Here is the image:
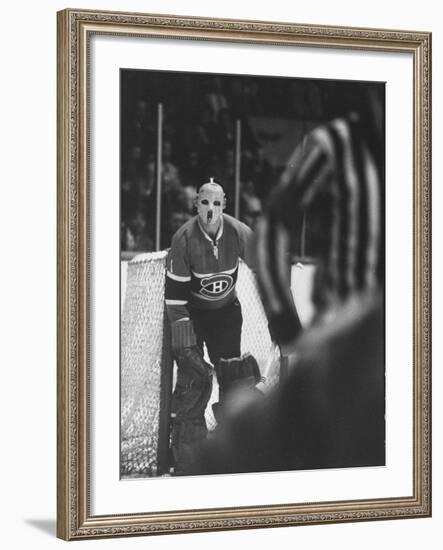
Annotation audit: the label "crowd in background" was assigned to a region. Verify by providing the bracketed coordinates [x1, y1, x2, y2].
[120, 71, 371, 253]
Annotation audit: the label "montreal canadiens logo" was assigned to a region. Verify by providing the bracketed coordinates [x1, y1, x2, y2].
[200, 274, 234, 299]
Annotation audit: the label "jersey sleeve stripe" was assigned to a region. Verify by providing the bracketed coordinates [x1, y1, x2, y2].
[166, 270, 191, 282]
[165, 299, 188, 306]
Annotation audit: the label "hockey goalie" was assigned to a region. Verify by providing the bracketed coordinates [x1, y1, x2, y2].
[165, 179, 288, 474]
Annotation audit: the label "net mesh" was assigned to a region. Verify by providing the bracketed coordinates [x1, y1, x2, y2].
[120, 252, 277, 477]
[120, 251, 168, 477]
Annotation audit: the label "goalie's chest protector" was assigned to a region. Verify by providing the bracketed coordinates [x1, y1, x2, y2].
[166, 215, 246, 311]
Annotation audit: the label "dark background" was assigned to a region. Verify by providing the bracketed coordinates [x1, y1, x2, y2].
[120, 69, 383, 255]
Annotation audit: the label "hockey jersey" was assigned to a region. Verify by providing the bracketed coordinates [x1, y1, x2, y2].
[165, 214, 253, 324]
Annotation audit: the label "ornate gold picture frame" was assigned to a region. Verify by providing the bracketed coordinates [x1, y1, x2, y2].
[57, 8, 431, 540]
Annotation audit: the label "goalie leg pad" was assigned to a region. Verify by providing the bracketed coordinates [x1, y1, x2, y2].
[172, 364, 213, 419]
[170, 346, 213, 472]
[175, 346, 213, 387]
[171, 417, 207, 475]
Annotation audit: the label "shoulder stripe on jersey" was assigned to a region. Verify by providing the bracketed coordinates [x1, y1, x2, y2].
[166, 270, 191, 282]
[192, 264, 238, 278]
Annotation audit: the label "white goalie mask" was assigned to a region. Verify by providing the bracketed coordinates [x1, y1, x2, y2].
[196, 180, 226, 227]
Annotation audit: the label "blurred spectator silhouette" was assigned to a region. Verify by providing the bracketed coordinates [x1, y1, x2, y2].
[215, 108, 235, 151]
[205, 76, 229, 123]
[185, 85, 386, 476]
[240, 180, 262, 230]
[181, 150, 206, 189]
[124, 210, 154, 253]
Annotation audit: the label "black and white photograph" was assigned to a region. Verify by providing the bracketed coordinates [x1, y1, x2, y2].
[119, 69, 386, 479]
[53, 6, 432, 542]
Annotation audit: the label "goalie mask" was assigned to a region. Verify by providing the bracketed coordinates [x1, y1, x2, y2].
[196, 179, 226, 227]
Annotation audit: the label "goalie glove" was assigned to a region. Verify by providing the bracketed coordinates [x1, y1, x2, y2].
[170, 318, 197, 352]
[212, 353, 264, 424]
[171, 318, 213, 386]
[175, 346, 213, 387]
[216, 353, 262, 394]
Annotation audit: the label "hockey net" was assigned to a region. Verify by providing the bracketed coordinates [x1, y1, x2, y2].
[120, 251, 278, 478]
